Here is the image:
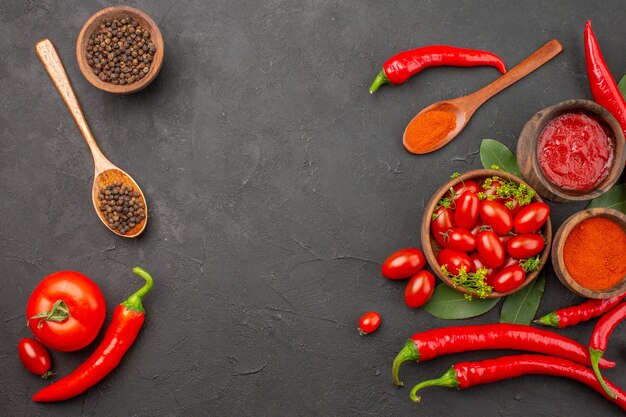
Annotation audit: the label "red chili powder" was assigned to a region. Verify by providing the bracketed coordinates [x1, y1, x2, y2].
[563, 217, 626, 291]
[537, 112, 614, 191]
[404, 109, 456, 154]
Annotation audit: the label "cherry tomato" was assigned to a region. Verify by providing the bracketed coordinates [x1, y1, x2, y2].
[443, 228, 476, 252]
[437, 248, 472, 275]
[507, 234, 545, 258]
[453, 180, 480, 201]
[476, 230, 505, 268]
[502, 255, 521, 268]
[492, 265, 526, 293]
[470, 221, 487, 237]
[358, 311, 381, 335]
[404, 270, 435, 308]
[479, 200, 513, 235]
[431, 207, 456, 247]
[27, 271, 106, 352]
[18, 338, 51, 376]
[514, 202, 550, 233]
[454, 191, 479, 230]
[499, 234, 514, 248]
[469, 253, 497, 282]
[506, 198, 522, 217]
[483, 179, 503, 198]
[381, 248, 426, 280]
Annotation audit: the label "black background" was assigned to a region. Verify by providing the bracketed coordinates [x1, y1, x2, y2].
[1, 1, 625, 416]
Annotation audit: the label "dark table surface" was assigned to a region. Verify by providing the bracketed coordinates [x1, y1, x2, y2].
[1, 1, 625, 416]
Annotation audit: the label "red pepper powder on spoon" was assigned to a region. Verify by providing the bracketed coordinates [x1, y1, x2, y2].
[563, 217, 626, 291]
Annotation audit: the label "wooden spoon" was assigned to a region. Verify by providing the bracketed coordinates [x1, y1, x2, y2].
[403, 39, 563, 154]
[35, 39, 147, 238]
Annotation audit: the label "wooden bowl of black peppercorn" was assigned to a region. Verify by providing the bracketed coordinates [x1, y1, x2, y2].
[77, 6, 164, 94]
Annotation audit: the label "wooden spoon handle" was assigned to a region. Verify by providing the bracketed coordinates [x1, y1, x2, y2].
[468, 39, 563, 108]
[35, 39, 110, 172]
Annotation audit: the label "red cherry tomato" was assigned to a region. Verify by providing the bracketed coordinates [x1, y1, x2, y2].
[455, 191, 479, 230]
[26, 271, 106, 352]
[381, 248, 426, 280]
[483, 179, 503, 197]
[443, 228, 477, 252]
[470, 221, 487, 237]
[514, 202, 550, 233]
[404, 270, 435, 308]
[476, 230, 505, 268]
[358, 311, 381, 335]
[437, 248, 472, 275]
[469, 253, 497, 282]
[507, 234, 545, 258]
[506, 198, 522, 217]
[479, 200, 513, 235]
[502, 255, 521, 268]
[18, 338, 51, 376]
[453, 180, 480, 201]
[492, 265, 526, 293]
[431, 207, 456, 247]
[499, 234, 514, 248]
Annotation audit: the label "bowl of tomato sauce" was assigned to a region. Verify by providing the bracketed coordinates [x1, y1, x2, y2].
[517, 99, 625, 202]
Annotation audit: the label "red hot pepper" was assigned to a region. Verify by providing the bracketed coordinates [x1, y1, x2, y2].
[392, 323, 615, 387]
[408, 354, 626, 412]
[585, 20, 626, 136]
[535, 292, 626, 328]
[32, 267, 154, 402]
[589, 302, 626, 400]
[369, 45, 506, 94]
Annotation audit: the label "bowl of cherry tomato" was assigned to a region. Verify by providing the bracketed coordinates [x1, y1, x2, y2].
[421, 169, 552, 299]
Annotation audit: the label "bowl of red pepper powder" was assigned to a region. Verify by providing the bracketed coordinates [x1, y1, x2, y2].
[552, 208, 626, 298]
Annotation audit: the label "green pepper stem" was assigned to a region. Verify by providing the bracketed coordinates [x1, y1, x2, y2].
[590, 348, 617, 399]
[534, 311, 560, 328]
[121, 267, 154, 313]
[409, 368, 459, 403]
[392, 340, 420, 387]
[369, 69, 389, 94]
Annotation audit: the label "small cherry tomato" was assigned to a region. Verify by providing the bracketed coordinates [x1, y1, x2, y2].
[507, 234, 545, 258]
[470, 221, 487, 237]
[492, 265, 526, 293]
[404, 270, 435, 308]
[483, 179, 503, 198]
[443, 228, 477, 252]
[431, 207, 456, 247]
[455, 191, 480, 230]
[514, 202, 550, 233]
[381, 248, 426, 280]
[502, 255, 521, 268]
[453, 180, 480, 201]
[469, 253, 497, 282]
[499, 234, 514, 248]
[18, 338, 51, 377]
[437, 248, 472, 275]
[479, 200, 513, 235]
[27, 271, 106, 352]
[476, 230, 505, 268]
[358, 311, 381, 335]
[505, 198, 522, 217]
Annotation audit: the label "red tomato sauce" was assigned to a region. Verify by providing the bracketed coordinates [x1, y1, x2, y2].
[537, 112, 614, 191]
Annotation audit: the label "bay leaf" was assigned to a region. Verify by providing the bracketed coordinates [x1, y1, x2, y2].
[618, 74, 626, 99]
[424, 284, 499, 320]
[500, 273, 545, 325]
[587, 183, 626, 214]
[479, 139, 521, 176]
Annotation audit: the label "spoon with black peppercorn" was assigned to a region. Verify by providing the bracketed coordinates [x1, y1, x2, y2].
[36, 39, 147, 238]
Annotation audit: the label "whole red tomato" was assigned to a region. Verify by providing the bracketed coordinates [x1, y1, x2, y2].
[507, 234, 545, 259]
[443, 228, 476, 252]
[455, 191, 479, 230]
[479, 200, 513, 235]
[514, 202, 550, 233]
[404, 270, 435, 308]
[492, 265, 526, 293]
[476, 230, 505, 268]
[358, 311, 381, 335]
[431, 207, 455, 247]
[18, 338, 51, 376]
[437, 248, 471, 275]
[453, 180, 480, 201]
[382, 248, 426, 280]
[27, 271, 106, 352]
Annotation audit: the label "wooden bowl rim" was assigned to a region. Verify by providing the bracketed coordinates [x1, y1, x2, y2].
[421, 169, 552, 299]
[551, 207, 626, 299]
[518, 98, 625, 201]
[76, 6, 164, 95]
